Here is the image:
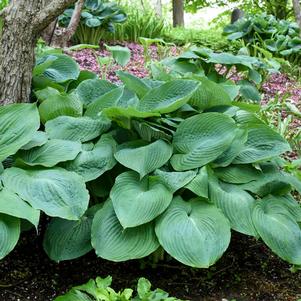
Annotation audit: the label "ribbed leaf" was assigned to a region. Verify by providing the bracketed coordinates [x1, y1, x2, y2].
[17, 139, 81, 167]
[117, 71, 150, 98]
[0, 214, 20, 259]
[76, 78, 117, 106]
[21, 131, 48, 150]
[85, 87, 124, 118]
[37, 54, 80, 83]
[43, 206, 100, 262]
[138, 80, 199, 113]
[110, 171, 173, 228]
[91, 200, 159, 261]
[153, 169, 197, 193]
[209, 178, 257, 236]
[0, 104, 40, 161]
[39, 93, 83, 124]
[214, 165, 262, 184]
[65, 135, 117, 182]
[115, 140, 173, 178]
[45, 116, 111, 142]
[155, 197, 231, 268]
[234, 124, 291, 163]
[213, 128, 248, 167]
[171, 113, 237, 171]
[189, 78, 232, 110]
[252, 195, 301, 264]
[185, 166, 209, 198]
[2, 167, 89, 220]
[0, 188, 40, 228]
[132, 120, 172, 142]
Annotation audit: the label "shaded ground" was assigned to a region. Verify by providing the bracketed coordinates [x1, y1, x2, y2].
[1, 231, 301, 301]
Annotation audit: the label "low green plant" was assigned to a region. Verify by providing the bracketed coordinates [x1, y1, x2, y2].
[59, 0, 127, 45]
[54, 276, 183, 301]
[0, 52, 301, 270]
[103, 6, 167, 43]
[154, 46, 280, 103]
[224, 14, 301, 65]
[164, 27, 241, 53]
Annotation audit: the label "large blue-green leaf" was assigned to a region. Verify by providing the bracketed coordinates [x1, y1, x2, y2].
[252, 195, 301, 264]
[117, 71, 150, 98]
[155, 197, 231, 268]
[185, 166, 209, 198]
[76, 79, 117, 106]
[21, 131, 48, 150]
[64, 134, 117, 182]
[209, 178, 257, 236]
[45, 116, 111, 142]
[2, 167, 89, 220]
[85, 87, 124, 118]
[17, 139, 81, 167]
[114, 140, 173, 179]
[91, 200, 159, 261]
[43, 206, 100, 262]
[110, 171, 173, 228]
[189, 78, 232, 110]
[152, 169, 197, 193]
[138, 80, 199, 114]
[0, 188, 40, 228]
[36, 54, 80, 83]
[171, 113, 238, 171]
[0, 214, 20, 259]
[39, 93, 83, 124]
[0, 104, 40, 161]
[234, 124, 291, 163]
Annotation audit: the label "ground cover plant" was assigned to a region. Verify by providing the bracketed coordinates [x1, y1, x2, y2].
[224, 14, 301, 65]
[0, 52, 300, 272]
[55, 276, 183, 301]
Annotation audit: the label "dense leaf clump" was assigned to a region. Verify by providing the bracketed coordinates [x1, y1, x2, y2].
[0, 53, 300, 269]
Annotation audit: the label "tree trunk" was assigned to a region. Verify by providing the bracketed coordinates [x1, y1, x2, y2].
[172, 0, 184, 27]
[0, 0, 77, 105]
[293, 0, 301, 36]
[0, 1, 42, 104]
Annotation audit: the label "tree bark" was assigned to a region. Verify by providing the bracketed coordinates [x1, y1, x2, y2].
[292, 0, 301, 36]
[0, 0, 77, 105]
[172, 0, 184, 27]
[51, 0, 84, 48]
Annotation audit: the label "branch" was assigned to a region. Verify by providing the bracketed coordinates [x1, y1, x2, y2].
[34, 0, 78, 33]
[65, 0, 84, 40]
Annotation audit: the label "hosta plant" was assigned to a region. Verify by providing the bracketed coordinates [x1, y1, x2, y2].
[54, 276, 183, 301]
[152, 46, 281, 104]
[223, 14, 301, 65]
[59, 0, 127, 44]
[0, 53, 301, 270]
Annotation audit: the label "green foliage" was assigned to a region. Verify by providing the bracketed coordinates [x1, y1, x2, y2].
[54, 276, 183, 301]
[0, 53, 301, 270]
[154, 46, 279, 103]
[59, 0, 127, 44]
[164, 27, 241, 53]
[0, 0, 8, 11]
[224, 14, 301, 66]
[103, 6, 167, 43]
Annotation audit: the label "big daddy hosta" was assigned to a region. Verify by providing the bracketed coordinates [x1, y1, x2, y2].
[1, 63, 301, 268]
